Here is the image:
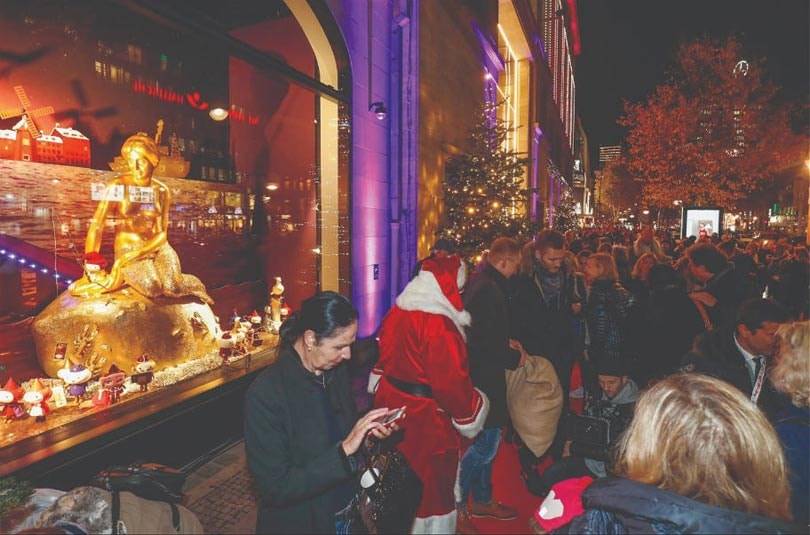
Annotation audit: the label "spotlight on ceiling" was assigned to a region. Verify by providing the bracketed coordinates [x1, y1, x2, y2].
[209, 106, 229, 121]
[369, 101, 387, 121]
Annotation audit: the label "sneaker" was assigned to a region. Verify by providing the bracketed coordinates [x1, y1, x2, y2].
[456, 509, 479, 534]
[468, 501, 518, 520]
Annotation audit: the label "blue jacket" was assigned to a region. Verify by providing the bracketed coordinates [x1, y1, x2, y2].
[775, 404, 810, 526]
[567, 477, 801, 534]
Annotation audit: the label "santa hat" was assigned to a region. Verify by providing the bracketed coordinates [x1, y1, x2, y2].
[84, 251, 108, 268]
[420, 255, 466, 310]
[137, 354, 152, 364]
[533, 476, 594, 532]
[395, 254, 471, 340]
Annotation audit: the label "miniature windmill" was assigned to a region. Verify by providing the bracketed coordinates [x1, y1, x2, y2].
[0, 85, 54, 139]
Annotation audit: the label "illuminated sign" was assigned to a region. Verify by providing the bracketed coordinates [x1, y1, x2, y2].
[131, 80, 260, 125]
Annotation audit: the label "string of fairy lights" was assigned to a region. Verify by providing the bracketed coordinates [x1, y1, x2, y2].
[0, 248, 74, 286]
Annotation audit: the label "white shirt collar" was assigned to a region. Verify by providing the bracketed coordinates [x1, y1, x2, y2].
[733, 333, 761, 382]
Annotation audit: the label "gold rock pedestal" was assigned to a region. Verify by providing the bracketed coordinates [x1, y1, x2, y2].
[32, 289, 220, 378]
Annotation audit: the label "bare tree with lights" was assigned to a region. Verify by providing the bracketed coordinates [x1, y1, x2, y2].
[438, 104, 532, 259]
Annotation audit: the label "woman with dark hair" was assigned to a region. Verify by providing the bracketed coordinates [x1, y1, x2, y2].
[245, 291, 395, 534]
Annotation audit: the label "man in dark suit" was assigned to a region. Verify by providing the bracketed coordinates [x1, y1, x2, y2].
[457, 237, 526, 532]
[681, 298, 791, 420]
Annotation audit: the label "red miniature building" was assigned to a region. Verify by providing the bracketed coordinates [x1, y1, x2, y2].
[0, 120, 91, 168]
[0, 86, 91, 168]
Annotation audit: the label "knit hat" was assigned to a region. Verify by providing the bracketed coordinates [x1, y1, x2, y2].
[534, 476, 594, 531]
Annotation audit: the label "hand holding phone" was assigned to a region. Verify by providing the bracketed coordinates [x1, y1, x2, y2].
[375, 406, 406, 426]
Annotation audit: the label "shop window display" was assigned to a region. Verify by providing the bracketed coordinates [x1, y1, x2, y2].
[0, 0, 349, 458]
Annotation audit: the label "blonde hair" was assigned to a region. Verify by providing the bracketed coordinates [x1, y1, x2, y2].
[587, 253, 619, 282]
[615, 374, 792, 520]
[771, 321, 810, 408]
[631, 252, 657, 280]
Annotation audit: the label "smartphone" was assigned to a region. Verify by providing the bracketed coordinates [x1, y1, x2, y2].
[376, 407, 406, 426]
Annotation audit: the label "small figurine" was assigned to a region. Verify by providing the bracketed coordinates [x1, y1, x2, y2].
[131, 354, 156, 392]
[230, 309, 241, 332]
[249, 310, 263, 347]
[57, 358, 92, 404]
[23, 379, 51, 423]
[98, 365, 126, 406]
[0, 377, 25, 421]
[218, 332, 235, 360]
[269, 277, 285, 334]
[82, 251, 110, 288]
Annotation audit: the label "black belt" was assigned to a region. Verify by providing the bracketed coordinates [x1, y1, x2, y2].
[385, 376, 433, 399]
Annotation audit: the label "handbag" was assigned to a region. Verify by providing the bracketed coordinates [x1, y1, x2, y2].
[336, 439, 423, 534]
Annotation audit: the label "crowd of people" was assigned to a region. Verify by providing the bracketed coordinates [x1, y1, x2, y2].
[245, 224, 809, 534]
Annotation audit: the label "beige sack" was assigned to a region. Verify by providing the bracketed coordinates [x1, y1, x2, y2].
[505, 355, 563, 457]
[34, 486, 204, 535]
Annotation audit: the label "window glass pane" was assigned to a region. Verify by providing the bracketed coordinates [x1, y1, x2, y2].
[0, 0, 333, 328]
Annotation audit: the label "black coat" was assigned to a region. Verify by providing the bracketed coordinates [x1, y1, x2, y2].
[511, 265, 581, 376]
[463, 262, 521, 428]
[703, 264, 758, 329]
[245, 345, 359, 534]
[567, 477, 800, 533]
[625, 285, 706, 385]
[681, 328, 788, 420]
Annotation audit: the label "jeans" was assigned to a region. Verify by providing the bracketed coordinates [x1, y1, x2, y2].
[458, 427, 501, 507]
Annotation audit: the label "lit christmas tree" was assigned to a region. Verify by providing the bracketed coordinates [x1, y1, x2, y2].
[438, 104, 532, 259]
[553, 188, 579, 233]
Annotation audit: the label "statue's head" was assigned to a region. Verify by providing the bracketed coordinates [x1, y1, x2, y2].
[121, 133, 160, 185]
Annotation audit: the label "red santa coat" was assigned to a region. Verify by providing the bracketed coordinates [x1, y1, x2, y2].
[370, 255, 489, 534]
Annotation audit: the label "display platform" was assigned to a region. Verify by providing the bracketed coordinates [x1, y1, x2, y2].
[1, 345, 277, 487]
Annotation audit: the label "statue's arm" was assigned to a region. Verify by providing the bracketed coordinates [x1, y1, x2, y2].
[84, 180, 117, 254]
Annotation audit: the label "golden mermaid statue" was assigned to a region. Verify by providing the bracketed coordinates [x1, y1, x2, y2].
[33, 122, 219, 378]
[69, 123, 212, 305]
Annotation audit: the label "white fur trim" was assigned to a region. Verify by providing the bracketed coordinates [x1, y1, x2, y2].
[454, 457, 462, 504]
[412, 510, 456, 534]
[457, 260, 467, 289]
[396, 270, 471, 341]
[452, 388, 489, 439]
[367, 370, 382, 394]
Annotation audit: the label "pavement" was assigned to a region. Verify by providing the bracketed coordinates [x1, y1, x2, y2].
[182, 441, 257, 534]
[181, 436, 541, 534]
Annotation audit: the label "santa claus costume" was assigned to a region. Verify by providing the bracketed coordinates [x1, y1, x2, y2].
[369, 255, 489, 534]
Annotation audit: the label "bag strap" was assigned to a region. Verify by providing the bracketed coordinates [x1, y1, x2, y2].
[170, 502, 181, 532]
[112, 491, 125, 535]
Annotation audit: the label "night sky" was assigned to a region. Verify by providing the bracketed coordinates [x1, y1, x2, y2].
[577, 0, 810, 162]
